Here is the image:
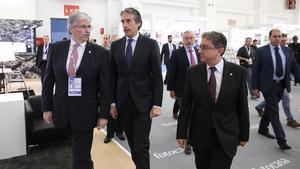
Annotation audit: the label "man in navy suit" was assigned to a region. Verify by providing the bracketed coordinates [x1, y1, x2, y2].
[110, 7, 163, 169]
[252, 29, 300, 150]
[42, 12, 111, 169]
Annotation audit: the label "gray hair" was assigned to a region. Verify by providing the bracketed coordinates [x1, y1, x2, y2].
[183, 30, 195, 37]
[201, 31, 227, 52]
[120, 7, 142, 30]
[67, 12, 92, 34]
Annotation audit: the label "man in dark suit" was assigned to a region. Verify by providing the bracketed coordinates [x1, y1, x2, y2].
[177, 31, 249, 169]
[252, 29, 300, 150]
[288, 35, 300, 86]
[110, 7, 163, 169]
[36, 35, 51, 83]
[236, 37, 256, 99]
[42, 12, 111, 169]
[161, 35, 176, 84]
[167, 30, 200, 154]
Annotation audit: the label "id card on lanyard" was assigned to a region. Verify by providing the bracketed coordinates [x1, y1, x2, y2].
[68, 77, 82, 96]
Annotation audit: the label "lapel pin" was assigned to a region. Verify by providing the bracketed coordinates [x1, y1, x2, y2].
[229, 73, 233, 76]
[89, 51, 92, 54]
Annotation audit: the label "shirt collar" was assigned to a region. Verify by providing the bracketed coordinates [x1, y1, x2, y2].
[184, 46, 194, 52]
[70, 38, 87, 47]
[206, 58, 224, 72]
[269, 43, 281, 50]
[126, 32, 139, 42]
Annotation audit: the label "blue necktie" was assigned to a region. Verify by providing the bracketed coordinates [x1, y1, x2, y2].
[274, 47, 283, 77]
[126, 39, 133, 65]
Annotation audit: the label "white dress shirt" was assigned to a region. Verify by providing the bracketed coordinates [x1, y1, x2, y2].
[168, 43, 173, 57]
[42, 43, 49, 60]
[206, 59, 224, 100]
[269, 44, 286, 80]
[185, 47, 198, 66]
[66, 39, 87, 73]
[125, 33, 139, 55]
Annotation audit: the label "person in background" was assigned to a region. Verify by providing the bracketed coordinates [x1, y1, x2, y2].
[110, 7, 163, 169]
[36, 35, 51, 84]
[161, 35, 176, 84]
[102, 33, 126, 144]
[178, 41, 184, 48]
[102, 34, 111, 50]
[288, 35, 300, 86]
[89, 38, 97, 44]
[255, 33, 300, 128]
[168, 30, 200, 154]
[252, 29, 300, 150]
[177, 31, 249, 169]
[42, 12, 111, 169]
[236, 37, 256, 99]
[251, 39, 258, 51]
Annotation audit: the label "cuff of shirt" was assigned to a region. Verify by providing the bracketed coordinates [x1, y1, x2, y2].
[153, 105, 161, 109]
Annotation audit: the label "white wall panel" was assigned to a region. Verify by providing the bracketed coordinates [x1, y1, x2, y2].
[0, 0, 36, 20]
[35, 0, 108, 43]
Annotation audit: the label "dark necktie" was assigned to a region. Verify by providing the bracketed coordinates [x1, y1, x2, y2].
[274, 47, 283, 77]
[126, 39, 133, 65]
[208, 67, 217, 102]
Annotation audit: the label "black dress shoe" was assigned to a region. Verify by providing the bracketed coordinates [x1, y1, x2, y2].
[104, 136, 112, 144]
[184, 144, 192, 155]
[116, 134, 126, 141]
[258, 131, 275, 139]
[255, 106, 263, 117]
[278, 142, 291, 150]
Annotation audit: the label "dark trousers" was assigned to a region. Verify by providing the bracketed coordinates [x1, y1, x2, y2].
[259, 81, 286, 143]
[107, 115, 124, 138]
[39, 61, 47, 84]
[72, 130, 94, 169]
[193, 130, 233, 169]
[172, 99, 180, 115]
[119, 96, 152, 169]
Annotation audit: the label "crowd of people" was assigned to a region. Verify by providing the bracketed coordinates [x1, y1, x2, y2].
[35, 7, 300, 169]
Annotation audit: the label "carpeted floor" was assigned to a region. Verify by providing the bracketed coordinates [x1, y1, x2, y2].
[0, 141, 72, 169]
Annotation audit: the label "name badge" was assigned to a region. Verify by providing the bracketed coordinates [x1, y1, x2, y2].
[68, 77, 82, 96]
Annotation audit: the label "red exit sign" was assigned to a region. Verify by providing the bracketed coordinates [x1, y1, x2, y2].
[64, 5, 79, 16]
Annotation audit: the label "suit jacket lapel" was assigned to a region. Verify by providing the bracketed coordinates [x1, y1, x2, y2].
[215, 60, 229, 105]
[200, 64, 214, 105]
[266, 45, 275, 72]
[117, 37, 129, 73]
[77, 41, 91, 74]
[130, 35, 143, 68]
[181, 48, 190, 67]
[61, 40, 70, 77]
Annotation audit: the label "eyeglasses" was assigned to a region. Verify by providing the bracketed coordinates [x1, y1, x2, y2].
[75, 25, 93, 30]
[199, 44, 216, 50]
